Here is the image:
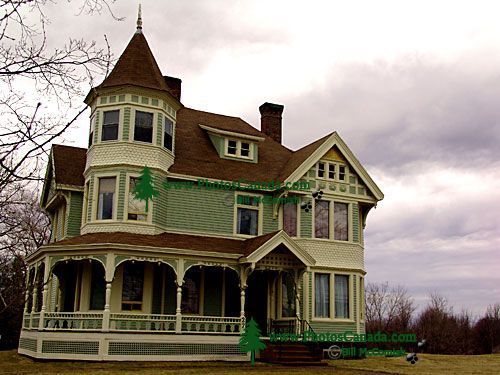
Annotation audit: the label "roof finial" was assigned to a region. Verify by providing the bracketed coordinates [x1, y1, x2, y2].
[136, 4, 142, 33]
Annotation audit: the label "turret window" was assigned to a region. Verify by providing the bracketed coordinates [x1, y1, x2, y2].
[164, 116, 173, 151]
[97, 177, 116, 220]
[128, 177, 147, 221]
[102, 110, 119, 141]
[134, 111, 153, 143]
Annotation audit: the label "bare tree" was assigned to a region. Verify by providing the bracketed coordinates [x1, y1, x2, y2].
[365, 281, 416, 333]
[0, 0, 119, 192]
[0, 0, 120, 349]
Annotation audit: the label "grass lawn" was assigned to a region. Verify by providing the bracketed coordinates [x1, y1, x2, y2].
[2, 350, 499, 374]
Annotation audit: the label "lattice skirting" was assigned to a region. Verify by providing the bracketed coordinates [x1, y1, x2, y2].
[18, 331, 248, 361]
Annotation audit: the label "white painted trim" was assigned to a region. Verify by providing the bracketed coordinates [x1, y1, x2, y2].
[199, 124, 265, 142]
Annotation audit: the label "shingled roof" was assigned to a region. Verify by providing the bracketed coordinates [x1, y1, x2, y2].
[52, 144, 87, 186]
[44, 230, 282, 257]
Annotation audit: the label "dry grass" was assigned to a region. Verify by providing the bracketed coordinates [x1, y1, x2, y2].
[2, 350, 499, 374]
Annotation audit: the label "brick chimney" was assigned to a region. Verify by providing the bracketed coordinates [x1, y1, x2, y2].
[259, 102, 284, 143]
[164, 76, 182, 101]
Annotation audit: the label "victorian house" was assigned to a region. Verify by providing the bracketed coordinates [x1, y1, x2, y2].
[18, 14, 383, 361]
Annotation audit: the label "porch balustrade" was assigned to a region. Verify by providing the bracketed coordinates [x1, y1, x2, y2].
[43, 312, 104, 330]
[22, 312, 243, 335]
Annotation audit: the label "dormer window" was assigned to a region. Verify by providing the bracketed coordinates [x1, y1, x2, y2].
[225, 138, 253, 159]
[227, 140, 237, 155]
[102, 110, 119, 141]
[134, 111, 153, 143]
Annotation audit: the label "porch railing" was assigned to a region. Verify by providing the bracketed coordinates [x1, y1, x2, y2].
[43, 312, 103, 330]
[22, 312, 242, 335]
[109, 313, 176, 332]
[181, 315, 242, 334]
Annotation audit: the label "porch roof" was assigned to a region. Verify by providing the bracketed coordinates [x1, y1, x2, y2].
[42, 230, 282, 257]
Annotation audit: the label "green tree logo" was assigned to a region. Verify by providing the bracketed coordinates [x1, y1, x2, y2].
[133, 166, 159, 212]
[239, 318, 266, 365]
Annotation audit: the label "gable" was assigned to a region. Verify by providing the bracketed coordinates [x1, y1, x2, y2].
[284, 132, 383, 201]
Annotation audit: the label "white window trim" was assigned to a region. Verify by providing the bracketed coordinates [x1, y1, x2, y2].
[233, 191, 263, 237]
[92, 173, 119, 222]
[224, 138, 254, 160]
[124, 173, 153, 224]
[131, 108, 157, 145]
[311, 271, 355, 322]
[100, 107, 123, 143]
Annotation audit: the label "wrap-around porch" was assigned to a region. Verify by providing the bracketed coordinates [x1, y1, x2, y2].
[22, 239, 313, 338]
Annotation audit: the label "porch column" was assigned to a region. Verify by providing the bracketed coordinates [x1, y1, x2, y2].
[38, 259, 50, 330]
[23, 269, 30, 329]
[175, 284, 182, 333]
[102, 282, 112, 331]
[30, 264, 38, 329]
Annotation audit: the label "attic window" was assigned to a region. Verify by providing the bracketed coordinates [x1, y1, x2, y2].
[317, 161, 348, 182]
[339, 165, 346, 181]
[225, 139, 253, 159]
[317, 162, 325, 178]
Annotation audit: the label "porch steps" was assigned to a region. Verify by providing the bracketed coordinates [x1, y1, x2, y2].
[259, 341, 326, 366]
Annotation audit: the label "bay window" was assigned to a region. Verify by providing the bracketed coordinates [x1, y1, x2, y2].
[314, 200, 329, 238]
[101, 110, 119, 141]
[283, 201, 297, 237]
[128, 177, 147, 221]
[97, 177, 115, 220]
[315, 273, 330, 318]
[334, 202, 349, 241]
[334, 275, 350, 319]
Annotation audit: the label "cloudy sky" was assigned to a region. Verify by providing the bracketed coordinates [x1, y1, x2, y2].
[44, 0, 499, 315]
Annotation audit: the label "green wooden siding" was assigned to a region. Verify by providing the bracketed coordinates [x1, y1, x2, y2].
[263, 199, 278, 234]
[309, 321, 357, 333]
[122, 107, 131, 141]
[163, 184, 234, 235]
[156, 113, 162, 146]
[117, 171, 127, 220]
[300, 200, 312, 238]
[352, 203, 359, 242]
[152, 172, 168, 227]
[93, 111, 100, 144]
[86, 172, 94, 222]
[67, 192, 83, 237]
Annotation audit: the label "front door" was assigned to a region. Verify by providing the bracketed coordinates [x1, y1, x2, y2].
[245, 270, 270, 335]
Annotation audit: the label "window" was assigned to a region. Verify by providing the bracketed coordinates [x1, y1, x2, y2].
[134, 111, 153, 143]
[281, 273, 296, 317]
[335, 275, 349, 319]
[225, 139, 253, 159]
[339, 165, 346, 181]
[83, 181, 90, 223]
[328, 163, 336, 179]
[101, 110, 119, 141]
[240, 142, 250, 157]
[283, 201, 297, 237]
[236, 195, 259, 235]
[121, 262, 144, 311]
[317, 162, 325, 178]
[182, 268, 201, 314]
[128, 177, 147, 221]
[97, 177, 115, 220]
[164, 116, 173, 151]
[314, 200, 329, 238]
[334, 202, 349, 241]
[89, 262, 105, 310]
[227, 140, 237, 155]
[315, 273, 330, 318]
